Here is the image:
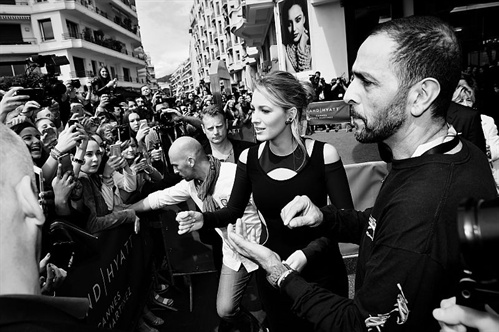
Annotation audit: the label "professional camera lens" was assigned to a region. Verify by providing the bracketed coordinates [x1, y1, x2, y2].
[458, 197, 499, 280]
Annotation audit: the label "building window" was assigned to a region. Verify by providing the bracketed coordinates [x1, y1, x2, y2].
[66, 20, 79, 39]
[216, 2, 220, 16]
[123, 67, 131, 82]
[39, 19, 54, 41]
[0, 24, 23, 45]
[235, 50, 240, 61]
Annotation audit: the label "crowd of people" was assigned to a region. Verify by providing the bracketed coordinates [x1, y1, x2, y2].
[0, 14, 498, 332]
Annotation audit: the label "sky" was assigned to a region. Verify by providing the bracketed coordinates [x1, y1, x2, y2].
[135, 0, 194, 78]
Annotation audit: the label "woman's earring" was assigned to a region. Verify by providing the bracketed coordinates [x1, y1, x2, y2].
[285, 118, 293, 125]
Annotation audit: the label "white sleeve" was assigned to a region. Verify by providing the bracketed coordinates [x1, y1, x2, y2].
[147, 180, 192, 210]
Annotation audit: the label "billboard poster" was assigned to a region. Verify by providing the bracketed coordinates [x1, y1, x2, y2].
[279, 0, 312, 73]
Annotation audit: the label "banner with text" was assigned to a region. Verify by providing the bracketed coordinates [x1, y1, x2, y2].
[306, 100, 351, 125]
[57, 224, 153, 330]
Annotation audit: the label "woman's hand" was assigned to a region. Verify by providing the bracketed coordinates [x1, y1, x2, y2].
[8, 115, 28, 126]
[105, 155, 127, 174]
[130, 155, 147, 174]
[106, 78, 118, 88]
[41, 127, 58, 149]
[150, 148, 162, 161]
[52, 163, 76, 205]
[54, 124, 86, 153]
[135, 124, 150, 143]
[0, 87, 29, 123]
[22, 100, 41, 116]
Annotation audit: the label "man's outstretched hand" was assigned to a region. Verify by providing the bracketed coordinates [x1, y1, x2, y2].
[176, 210, 204, 235]
[281, 195, 324, 228]
[227, 219, 281, 272]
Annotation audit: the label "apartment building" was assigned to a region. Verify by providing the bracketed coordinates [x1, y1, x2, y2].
[0, 0, 152, 90]
[188, 0, 256, 94]
[170, 58, 192, 96]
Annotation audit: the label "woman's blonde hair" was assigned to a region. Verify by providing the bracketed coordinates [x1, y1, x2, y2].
[254, 70, 315, 171]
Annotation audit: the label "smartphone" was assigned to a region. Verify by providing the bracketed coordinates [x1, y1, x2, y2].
[59, 153, 73, 175]
[68, 118, 80, 126]
[110, 143, 121, 157]
[33, 166, 44, 194]
[139, 119, 148, 128]
[16, 88, 44, 101]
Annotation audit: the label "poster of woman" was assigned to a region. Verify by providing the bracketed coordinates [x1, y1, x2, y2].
[280, 0, 312, 73]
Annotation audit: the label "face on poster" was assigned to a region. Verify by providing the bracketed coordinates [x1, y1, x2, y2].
[280, 0, 312, 73]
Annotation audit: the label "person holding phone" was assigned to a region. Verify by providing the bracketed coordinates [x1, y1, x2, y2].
[125, 111, 150, 143]
[72, 136, 139, 234]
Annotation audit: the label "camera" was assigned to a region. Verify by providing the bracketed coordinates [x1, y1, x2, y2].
[69, 79, 81, 89]
[456, 197, 499, 310]
[23, 54, 70, 106]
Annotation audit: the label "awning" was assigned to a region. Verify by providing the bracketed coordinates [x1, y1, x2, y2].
[0, 14, 30, 21]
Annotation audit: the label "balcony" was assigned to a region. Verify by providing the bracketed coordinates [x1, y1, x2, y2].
[0, 37, 39, 54]
[232, 0, 274, 47]
[62, 32, 144, 64]
[0, 37, 37, 45]
[1, 1, 28, 6]
[71, 0, 140, 39]
[69, 70, 94, 78]
[110, 0, 138, 17]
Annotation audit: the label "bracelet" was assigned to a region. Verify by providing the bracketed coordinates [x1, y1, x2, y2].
[266, 262, 294, 289]
[50, 147, 62, 160]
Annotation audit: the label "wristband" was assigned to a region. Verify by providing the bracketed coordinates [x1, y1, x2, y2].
[266, 262, 294, 289]
[50, 147, 62, 160]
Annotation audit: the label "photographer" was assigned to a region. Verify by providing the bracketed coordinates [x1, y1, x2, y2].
[309, 71, 323, 101]
[324, 76, 348, 101]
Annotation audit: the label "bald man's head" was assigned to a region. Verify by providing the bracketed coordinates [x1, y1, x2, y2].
[168, 136, 208, 182]
[169, 136, 205, 161]
[0, 123, 45, 295]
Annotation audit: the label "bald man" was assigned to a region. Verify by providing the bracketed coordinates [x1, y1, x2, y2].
[0, 123, 109, 331]
[129, 136, 263, 330]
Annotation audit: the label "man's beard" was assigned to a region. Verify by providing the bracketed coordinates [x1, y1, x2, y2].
[353, 87, 409, 143]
